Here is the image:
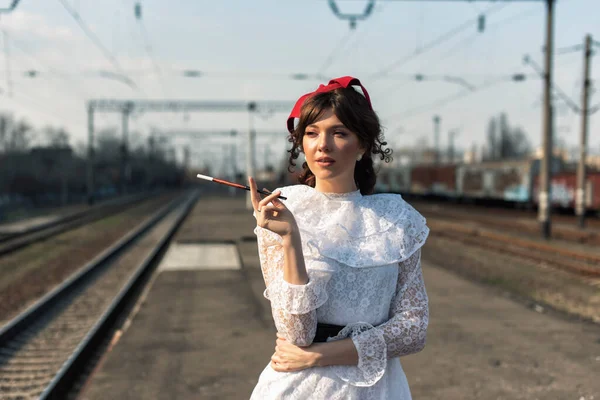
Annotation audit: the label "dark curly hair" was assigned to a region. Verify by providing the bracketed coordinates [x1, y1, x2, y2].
[287, 86, 392, 195]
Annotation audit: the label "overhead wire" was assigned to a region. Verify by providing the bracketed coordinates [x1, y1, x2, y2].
[316, 29, 355, 77]
[415, 1, 425, 56]
[8, 35, 92, 99]
[56, 0, 142, 93]
[3, 46, 87, 125]
[372, 4, 537, 123]
[385, 77, 507, 123]
[369, 2, 507, 82]
[432, 5, 541, 66]
[133, 0, 168, 97]
[2, 28, 13, 97]
[324, 4, 385, 76]
[379, 3, 547, 134]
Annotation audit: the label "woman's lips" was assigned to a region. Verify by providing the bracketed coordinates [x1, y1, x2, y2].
[316, 160, 335, 167]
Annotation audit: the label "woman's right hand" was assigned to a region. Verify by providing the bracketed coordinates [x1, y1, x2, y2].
[249, 176, 298, 239]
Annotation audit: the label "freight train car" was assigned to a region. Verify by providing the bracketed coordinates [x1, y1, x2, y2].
[409, 165, 457, 198]
[280, 157, 600, 213]
[457, 159, 563, 204]
[374, 165, 411, 194]
[456, 159, 532, 203]
[532, 171, 600, 210]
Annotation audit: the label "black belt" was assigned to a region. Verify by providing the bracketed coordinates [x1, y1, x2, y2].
[313, 323, 344, 343]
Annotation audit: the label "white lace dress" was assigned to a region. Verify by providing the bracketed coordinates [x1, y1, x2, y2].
[250, 184, 430, 400]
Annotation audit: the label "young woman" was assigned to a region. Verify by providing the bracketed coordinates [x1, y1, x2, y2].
[248, 76, 429, 399]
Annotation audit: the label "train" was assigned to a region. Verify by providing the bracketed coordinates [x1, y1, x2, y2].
[374, 158, 600, 213]
[276, 157, 600, 214]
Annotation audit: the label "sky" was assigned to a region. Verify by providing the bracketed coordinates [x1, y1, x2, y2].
[0, 0, 599, 171]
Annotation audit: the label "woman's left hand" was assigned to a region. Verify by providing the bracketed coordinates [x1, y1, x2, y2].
[271, 334, 320, 372]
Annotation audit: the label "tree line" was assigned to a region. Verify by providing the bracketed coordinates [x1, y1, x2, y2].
[0, 114, 184, 210]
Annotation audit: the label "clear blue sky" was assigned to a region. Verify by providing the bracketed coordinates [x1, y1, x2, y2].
[1, 0, 598, 169]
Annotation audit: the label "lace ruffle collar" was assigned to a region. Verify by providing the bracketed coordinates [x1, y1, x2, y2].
[272, 184, 429, 268]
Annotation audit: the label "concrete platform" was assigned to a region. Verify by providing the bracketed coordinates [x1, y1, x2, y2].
[0, 215, 61, 234]
[80, 193, 600, 400]
[79, 194, 274, 400]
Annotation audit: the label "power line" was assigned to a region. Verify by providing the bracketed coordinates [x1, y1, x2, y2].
[369, 2, 507, 81]
[523, 54, 581, 112]
[555, 44, 585, 55]
[372, 5, 539, 100]
[386, 77, 506, 121]
[334, 3, 386, 70]
[2, 29, 13, 97]
[57, 0, 140, 92]
[316, 29, 355, 77]
[8, 35, 92, 99]
[432, 5, 540, 65]
[133, 1, 167, 96]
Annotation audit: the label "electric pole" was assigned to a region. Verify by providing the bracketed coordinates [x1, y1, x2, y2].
[230, 130, 237, 179]
[433, 115, 441, 165]
[538, 0, 555, 240]
[120, 102, 132, 195]
[86, 103, 94, 204]
[247, 102, 257, 210]
[576, 34, 592, 228]
[230, 130, 237, 197]
[448, 130, 459, 163]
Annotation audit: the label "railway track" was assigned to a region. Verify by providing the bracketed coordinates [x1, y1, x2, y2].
[0, 190, 198, 400]
[0, 193, 154, 257]
[415, 201, 600, 246]
[428, 219, 600, 279]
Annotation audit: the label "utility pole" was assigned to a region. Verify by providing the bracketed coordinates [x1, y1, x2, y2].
[183, 145, 190, 170]
[247, 102, 257, 209]
[120, 102, 132, 195]
[448, 130, 459, 163]
[230, 130, 237, 197]
[538, 0, 555, 240]
[433, 115, 441, 165]
[230, 130, 237, 178]
[86, 104, 95, 204]
[576, 34, 592, 228]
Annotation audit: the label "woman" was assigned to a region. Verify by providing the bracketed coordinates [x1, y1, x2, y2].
[248, 76, 429, 399]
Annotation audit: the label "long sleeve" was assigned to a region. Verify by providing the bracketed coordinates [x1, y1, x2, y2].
[329, 249, 428, 386]
[376, 248, 428, 357]
[254, 223, 332, 346]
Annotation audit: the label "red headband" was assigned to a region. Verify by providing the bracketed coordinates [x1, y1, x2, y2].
[286, 76, 373, 133]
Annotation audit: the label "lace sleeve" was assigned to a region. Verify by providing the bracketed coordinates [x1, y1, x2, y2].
[377, 248, 429, 357]
[254, 224, 331, 347]
[328, 249, 428, 386]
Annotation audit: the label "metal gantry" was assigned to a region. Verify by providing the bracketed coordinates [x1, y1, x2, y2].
[157, 129, 290, 178]
[86, 99, 294, 208]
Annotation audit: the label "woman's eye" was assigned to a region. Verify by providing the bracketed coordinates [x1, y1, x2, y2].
[305, 131, 318, 136]
[334, 131, 347, 136]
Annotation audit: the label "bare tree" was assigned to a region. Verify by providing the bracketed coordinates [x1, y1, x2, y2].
[96, 128, 121, 161]
[486, 113, 531, 160]
[43, 126, 71, 148]
[0, 114, 34, 153]
[486, 117, 498, 161]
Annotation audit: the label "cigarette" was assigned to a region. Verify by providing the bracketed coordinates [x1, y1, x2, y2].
[196, 174, 287, 200]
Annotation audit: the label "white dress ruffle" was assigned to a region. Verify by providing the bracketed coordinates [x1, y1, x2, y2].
[250, 185, 429, 400]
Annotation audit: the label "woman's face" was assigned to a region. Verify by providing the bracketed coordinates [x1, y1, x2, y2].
[302, 108, 364, 190]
